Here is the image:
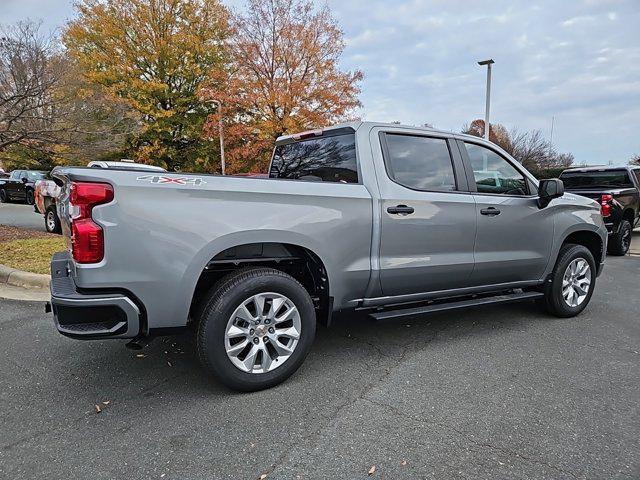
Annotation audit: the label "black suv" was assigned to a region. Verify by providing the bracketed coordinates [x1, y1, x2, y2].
[559, 165, 640, 255]
[0, 170, 47, 205]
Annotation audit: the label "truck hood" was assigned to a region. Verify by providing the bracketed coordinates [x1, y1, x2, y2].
[561, 191, 600, 209]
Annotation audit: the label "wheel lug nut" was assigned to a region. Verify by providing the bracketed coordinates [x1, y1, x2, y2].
[253, 338, 259, 344]
[268, 327, 274, 334]
[250, 329, 255, 335]
[265, 319, 270, 324]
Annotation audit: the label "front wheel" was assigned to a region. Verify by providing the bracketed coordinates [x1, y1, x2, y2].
[26, 189, 35, 205]
[196, 267, 316, 391]
[0, 189, 7, 203]
[45, 206, 61, 234]
[543, 244, 596, 318]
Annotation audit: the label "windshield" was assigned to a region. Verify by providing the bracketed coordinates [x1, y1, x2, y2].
[26, 171, 46, 180]
[559, 170, 633, 189]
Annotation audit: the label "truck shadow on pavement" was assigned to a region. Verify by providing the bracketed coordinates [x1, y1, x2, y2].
[55, 299, 556, 400]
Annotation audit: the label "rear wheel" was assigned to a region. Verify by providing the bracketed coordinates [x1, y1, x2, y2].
[45, 206, 61, 234]
[608, 219, 631, 256]
[543, 244, 596, 317]
[196, 267, 316, 391]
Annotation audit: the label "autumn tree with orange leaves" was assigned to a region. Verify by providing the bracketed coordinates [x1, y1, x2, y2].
[202, 0, 363, 174]
[64, 0, 229, 172]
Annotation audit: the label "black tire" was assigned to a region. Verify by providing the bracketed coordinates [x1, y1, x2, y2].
[0, 189, 7, 203]
[25, 188, 35, 205]
[543, 244, 596, 318]
[608, 219, 631, 256]
[45, 206, 62, 234]
[196, 267, 316, 392]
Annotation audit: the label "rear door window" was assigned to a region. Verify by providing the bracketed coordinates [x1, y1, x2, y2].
[270, 133, 358, 183]
[383, 134, 456, 191]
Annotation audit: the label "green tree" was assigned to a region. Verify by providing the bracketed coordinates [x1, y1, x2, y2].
[64, 0, 229, 171]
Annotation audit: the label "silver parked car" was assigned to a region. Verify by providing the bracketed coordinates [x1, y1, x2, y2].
[48, 122, 607, 391]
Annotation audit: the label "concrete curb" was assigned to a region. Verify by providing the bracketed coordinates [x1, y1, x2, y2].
[0, 264, 50, 290]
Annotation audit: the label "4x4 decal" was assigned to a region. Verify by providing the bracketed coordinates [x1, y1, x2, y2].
[136, 175, 207, 186]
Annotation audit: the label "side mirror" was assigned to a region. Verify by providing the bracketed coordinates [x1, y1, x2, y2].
[538, 178, 564, 208]
[21, 177, 28, 184]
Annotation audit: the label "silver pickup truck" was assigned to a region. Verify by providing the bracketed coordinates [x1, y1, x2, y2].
[49, 122, 607, 391]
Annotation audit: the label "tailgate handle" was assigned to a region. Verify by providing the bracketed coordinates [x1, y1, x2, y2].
[387, 205, 415, 215]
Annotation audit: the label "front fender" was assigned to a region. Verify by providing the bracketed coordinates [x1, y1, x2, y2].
[543, 198, 607, 278]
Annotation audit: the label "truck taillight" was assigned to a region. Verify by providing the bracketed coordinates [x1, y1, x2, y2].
[69, 182, 113, 263]
[600, 194, 613, 218]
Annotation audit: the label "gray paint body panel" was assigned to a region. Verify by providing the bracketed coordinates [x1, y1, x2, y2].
[52, 122, 607, 336]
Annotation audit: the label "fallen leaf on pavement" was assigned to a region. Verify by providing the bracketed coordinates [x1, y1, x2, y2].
[401, 459, 407, 466]
[95, 404, 102, 414]
[259, 474, 267, 479]
[368, 465, 376, 475]
[102, 401, 110, 405]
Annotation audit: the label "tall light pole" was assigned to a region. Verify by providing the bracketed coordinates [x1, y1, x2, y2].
[209, 99, 226, 175]
[549, 115, 555, 158]
[478, 59, 494, 141]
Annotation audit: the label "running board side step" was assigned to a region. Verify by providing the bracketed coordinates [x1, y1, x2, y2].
[370, 291, 544, 322]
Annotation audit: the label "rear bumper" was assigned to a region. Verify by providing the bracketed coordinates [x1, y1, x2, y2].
[50, 252, 141, 339]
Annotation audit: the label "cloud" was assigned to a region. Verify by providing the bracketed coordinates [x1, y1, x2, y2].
[330, 0, 640, 164]
[5, 0, 639, 164]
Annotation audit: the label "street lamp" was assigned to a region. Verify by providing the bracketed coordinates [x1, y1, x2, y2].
[478, 59, 495, 141]
[209, 99, 226, 175]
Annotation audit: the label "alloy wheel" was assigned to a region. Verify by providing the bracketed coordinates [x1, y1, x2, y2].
[621, 228, 631, 253]
[224, 292, 302, 374]
[46, 211, 57, 231]
[562, 258, 592, 307]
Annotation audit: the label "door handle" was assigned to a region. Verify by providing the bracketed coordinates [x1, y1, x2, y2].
[480, 207, 501, 216]
[387, 205, 415, 215]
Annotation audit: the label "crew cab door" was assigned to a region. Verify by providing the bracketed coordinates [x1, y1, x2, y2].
[374, 131, 476, 296]
[457, 140, 554, 286]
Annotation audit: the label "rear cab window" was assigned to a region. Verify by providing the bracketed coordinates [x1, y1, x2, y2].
[270, 130, 358, 183]
[559, 169, 634, 189]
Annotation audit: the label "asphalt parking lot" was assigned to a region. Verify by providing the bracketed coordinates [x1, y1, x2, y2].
[0, 203, 45, 232]
[0, 256, 638, 479]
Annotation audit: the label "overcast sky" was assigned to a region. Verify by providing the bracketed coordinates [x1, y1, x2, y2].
[2, 0, 639, 165]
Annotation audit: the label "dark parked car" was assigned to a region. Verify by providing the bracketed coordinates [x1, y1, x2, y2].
[0, 170, 47, 205]
[559, 165, 640, 255]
